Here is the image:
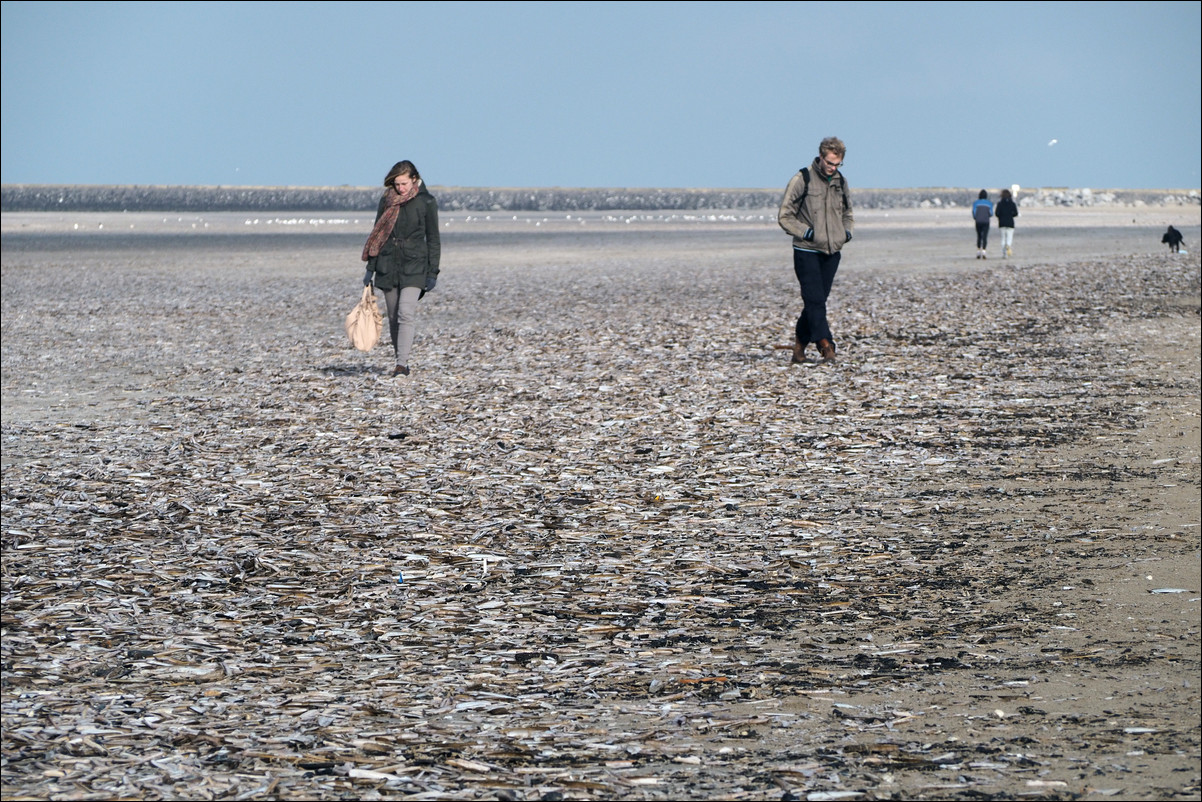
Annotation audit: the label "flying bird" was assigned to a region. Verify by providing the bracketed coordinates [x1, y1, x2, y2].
[1048, 139, 1058, 147]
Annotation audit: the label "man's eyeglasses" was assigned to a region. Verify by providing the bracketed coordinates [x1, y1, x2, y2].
[822, 159, 843, 169]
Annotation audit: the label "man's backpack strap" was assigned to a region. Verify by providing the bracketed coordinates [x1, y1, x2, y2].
[796, 167, 810, 214]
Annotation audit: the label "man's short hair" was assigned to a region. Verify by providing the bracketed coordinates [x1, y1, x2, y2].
[819, 137, 846, 159]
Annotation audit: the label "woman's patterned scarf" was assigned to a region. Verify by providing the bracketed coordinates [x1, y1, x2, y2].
[361, 181, 420, 261]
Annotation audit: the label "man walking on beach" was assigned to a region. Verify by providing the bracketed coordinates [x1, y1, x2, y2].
[778, 136, 855, 364]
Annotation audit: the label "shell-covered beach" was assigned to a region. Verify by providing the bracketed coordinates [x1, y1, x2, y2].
[2, 205, 1199, 800]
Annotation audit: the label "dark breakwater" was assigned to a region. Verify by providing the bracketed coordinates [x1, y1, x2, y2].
[2, 184, 1197, 213]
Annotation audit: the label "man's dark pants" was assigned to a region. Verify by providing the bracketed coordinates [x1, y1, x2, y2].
[793, 247, 840, 345]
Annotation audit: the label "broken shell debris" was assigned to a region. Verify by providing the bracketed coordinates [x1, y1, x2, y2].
[3, 212, 1199, 800]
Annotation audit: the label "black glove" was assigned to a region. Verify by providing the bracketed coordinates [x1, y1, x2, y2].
[845, 230, 853, 243]
[425, 275, 437, 293]
[363, 267, 373, 287]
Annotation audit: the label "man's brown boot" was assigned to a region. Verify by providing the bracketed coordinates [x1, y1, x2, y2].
[817, 339, 836, 363]
[791, 339, 806, 364]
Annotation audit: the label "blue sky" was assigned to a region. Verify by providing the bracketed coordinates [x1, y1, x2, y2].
[2, 1, 1199, 189]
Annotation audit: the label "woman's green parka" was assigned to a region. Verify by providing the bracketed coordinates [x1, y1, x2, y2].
[367, 186, 441, 291]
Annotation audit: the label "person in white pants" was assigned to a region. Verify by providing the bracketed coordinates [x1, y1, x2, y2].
[995, 188, 1019, 258]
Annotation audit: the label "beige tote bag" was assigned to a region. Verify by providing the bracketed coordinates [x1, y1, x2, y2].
[345, 285, 382, 351]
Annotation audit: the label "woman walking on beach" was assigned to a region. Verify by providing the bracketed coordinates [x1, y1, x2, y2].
[362, 161, 441, 376]
[995, 188, 1018, 258]
[972, 190, 993, 259]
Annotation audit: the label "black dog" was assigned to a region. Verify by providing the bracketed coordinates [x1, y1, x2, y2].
[1161, 225, 1185, 253]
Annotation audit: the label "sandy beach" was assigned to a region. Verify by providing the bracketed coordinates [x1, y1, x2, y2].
[2, 204, 1199, 800]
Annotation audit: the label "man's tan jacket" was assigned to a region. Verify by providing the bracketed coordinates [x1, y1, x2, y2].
[778, 158, 855, 255]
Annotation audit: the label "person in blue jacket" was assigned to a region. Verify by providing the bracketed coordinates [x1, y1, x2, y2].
[972, 190, 993, 259]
